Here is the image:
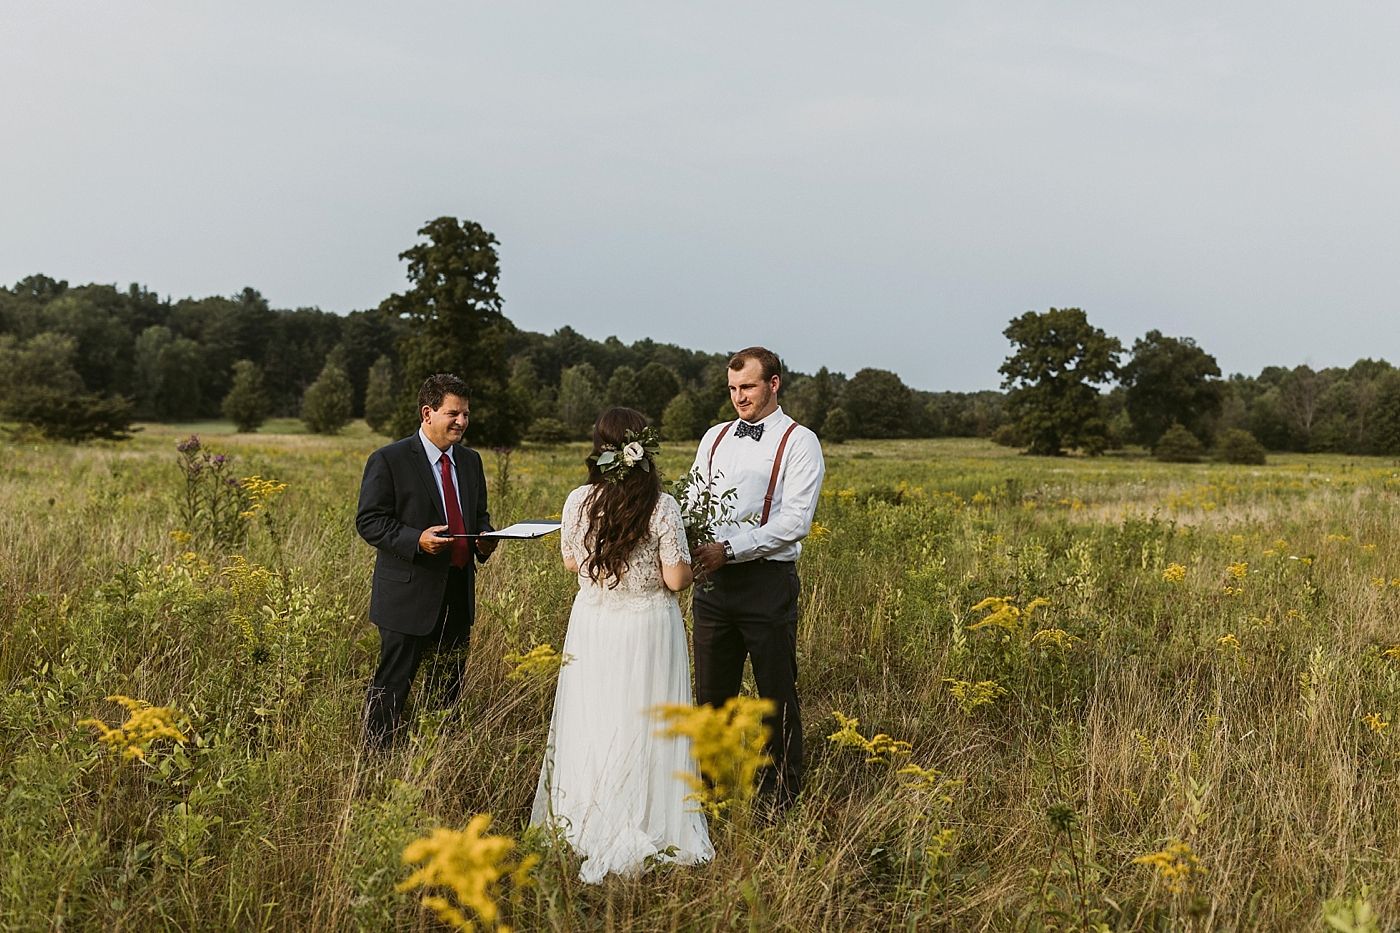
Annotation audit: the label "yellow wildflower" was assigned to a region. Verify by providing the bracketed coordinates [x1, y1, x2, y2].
[398, 814, 536, 933]
[502, 644, 571, 682]
[656, 697, 774, 817]
[1373, 577, 1387, 588]
[1133, 838, 1205, 895]
[1216, 634, 1241, 652]
[1031, 628, 1082, 651]
[1382, 645, 1400, 661]
[1326, 534, 1352, 544]
[77, 695, 188, 762]
[1162, 563, 1187, 584]
[943, 679, 1007, 717]
[1227, 562, 1248, 580]
[968, 596, 1048, 633]
[826, 711, 912, 763]
[806, 521, 832, 545]
[239, 475, 289, 518]
[1363, 713, 1389, 734]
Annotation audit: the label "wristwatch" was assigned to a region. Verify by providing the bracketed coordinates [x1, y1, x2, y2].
[722, 540, 735, 561]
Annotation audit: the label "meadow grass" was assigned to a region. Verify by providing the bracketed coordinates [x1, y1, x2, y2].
[3, 424, 1400, 931]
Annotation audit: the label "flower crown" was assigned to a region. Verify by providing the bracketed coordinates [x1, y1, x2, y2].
[590, 426, 661, 483]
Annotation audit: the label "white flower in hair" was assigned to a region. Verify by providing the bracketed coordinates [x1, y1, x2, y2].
[622, 441, 645, 465]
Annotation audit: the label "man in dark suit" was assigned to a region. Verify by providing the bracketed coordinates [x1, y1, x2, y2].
[356, 373, 496, 748]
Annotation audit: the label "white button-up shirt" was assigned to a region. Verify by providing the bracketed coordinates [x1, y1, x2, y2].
[419, 427, 457, 522]
[689, 406, 825, 563]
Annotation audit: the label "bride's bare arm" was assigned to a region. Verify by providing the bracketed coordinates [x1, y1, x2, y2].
[661, 560, 693, 592]
[563, 555, 580, 573]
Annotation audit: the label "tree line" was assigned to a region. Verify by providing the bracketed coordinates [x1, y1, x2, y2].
[2, 217, 1396, 456]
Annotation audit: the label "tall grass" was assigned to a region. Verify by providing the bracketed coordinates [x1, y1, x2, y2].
[3, 426, 1399, 931]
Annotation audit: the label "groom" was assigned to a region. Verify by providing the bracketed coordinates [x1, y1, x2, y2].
[690, 347, 826, 810]
[355, 373, 496, 748]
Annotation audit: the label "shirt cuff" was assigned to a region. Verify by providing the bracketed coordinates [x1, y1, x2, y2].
[725, 529, 759, 562]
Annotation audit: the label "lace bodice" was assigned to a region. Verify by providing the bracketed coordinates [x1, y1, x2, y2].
[561, 486, 690, 606]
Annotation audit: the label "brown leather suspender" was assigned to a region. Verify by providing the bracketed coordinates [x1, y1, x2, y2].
[707, 419, 799, 527]
[761, 423, 800, 526]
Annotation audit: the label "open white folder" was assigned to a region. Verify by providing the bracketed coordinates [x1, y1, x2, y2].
[450, 520, 562, 540]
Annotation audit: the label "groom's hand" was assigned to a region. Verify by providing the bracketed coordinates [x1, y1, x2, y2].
[693, 542, 728, 577]
[475, 537, 498, 558]
[419, 525, 453, 554]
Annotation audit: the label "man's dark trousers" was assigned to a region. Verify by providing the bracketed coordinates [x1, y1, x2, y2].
[692, 559, 802, 807]
[364, 565, 472, 746]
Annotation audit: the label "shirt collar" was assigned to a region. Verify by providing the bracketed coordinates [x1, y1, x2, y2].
[755, 406, 787, 429]
[419, 427, 455, 464]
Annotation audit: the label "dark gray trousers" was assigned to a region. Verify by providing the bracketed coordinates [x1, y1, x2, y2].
[363, 566, 472, 748]
[691, 559, 803, 807]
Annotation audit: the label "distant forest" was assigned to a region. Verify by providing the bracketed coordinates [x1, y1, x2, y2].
[1, 271, 1396, 454]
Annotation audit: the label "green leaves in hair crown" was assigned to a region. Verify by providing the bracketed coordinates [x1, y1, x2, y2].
[590, 426, 661, 483]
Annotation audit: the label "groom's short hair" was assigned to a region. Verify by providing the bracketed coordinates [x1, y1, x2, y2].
[418, 373, 472, 413]
[728, 347, 782, 383]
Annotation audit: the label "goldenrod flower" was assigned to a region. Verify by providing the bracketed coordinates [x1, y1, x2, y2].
[1363, 712, 1389, 734]
[1216, 634, 1240, 652]
[826, 711, 912, 763]
[77, 695, 188, 762]
[1382, 645, 1400, 661]
[1226, 561, 1248, 581]
[806, 521, 832, 545]
[943, 679, 1007, 717]
[1133, 838, 1205, 895]
[502, 644, 571, 682]
[1031, 628, 1082, 651]
[240, 475, 289, 516]
[656, 697, 774, 817]
[1162, 563, 1187, 584]
[398, 814, 535, 933]
[968, 596, 1048, 633]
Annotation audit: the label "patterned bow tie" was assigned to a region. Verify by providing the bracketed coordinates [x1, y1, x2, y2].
[734, 421, 765, 441]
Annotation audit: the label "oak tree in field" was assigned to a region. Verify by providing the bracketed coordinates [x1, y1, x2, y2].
[381, 217, 525, 445]
[1119, 330, 1224, 447]
[841, 368, 912, 438]
[999, 308, 1121, 456]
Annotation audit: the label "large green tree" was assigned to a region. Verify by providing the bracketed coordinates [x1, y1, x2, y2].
[1119, 330, 1224, 446]
[999, 308, 1121, 456]
[841, 368, 913, 438]
[381, 217, 524, 444]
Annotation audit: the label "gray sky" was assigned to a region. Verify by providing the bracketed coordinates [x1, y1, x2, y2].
[3, 2, 1398, 390]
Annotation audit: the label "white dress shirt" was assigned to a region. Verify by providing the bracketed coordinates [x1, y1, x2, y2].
[418, 427, 457, 522]
[689, 406, 825, 563]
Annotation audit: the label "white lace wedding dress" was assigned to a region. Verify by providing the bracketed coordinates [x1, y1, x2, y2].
[530, 486, 714, 883]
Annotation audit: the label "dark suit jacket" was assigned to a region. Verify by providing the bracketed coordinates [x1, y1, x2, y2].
[356, 433, 492, 636]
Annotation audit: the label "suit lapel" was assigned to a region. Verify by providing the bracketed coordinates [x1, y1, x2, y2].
[407, 433, 448, 524]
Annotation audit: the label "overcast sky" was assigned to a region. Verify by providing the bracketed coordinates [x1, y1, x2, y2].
[3, 2, 1398, 390]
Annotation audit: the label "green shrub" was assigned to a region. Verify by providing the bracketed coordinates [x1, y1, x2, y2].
[1215, 428, 1267, 465]
[1153, 422, 1204, 462]
[5, 390, 137, 442]
[301, 362, 352, 435]
[991, 423, 1023, 448]
[525, 417, 571, 445]
[221, 360, 269, 433]
[363, 355, 398, 436]
[822, 408, 850, 444]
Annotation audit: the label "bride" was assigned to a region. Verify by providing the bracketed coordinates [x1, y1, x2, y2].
[530, 407, 714, 883]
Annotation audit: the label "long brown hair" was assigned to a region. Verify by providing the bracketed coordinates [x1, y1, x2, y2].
[582, 407, 663, 587]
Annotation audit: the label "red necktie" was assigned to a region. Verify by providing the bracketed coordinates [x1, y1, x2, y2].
[439, 453, 470, 568]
